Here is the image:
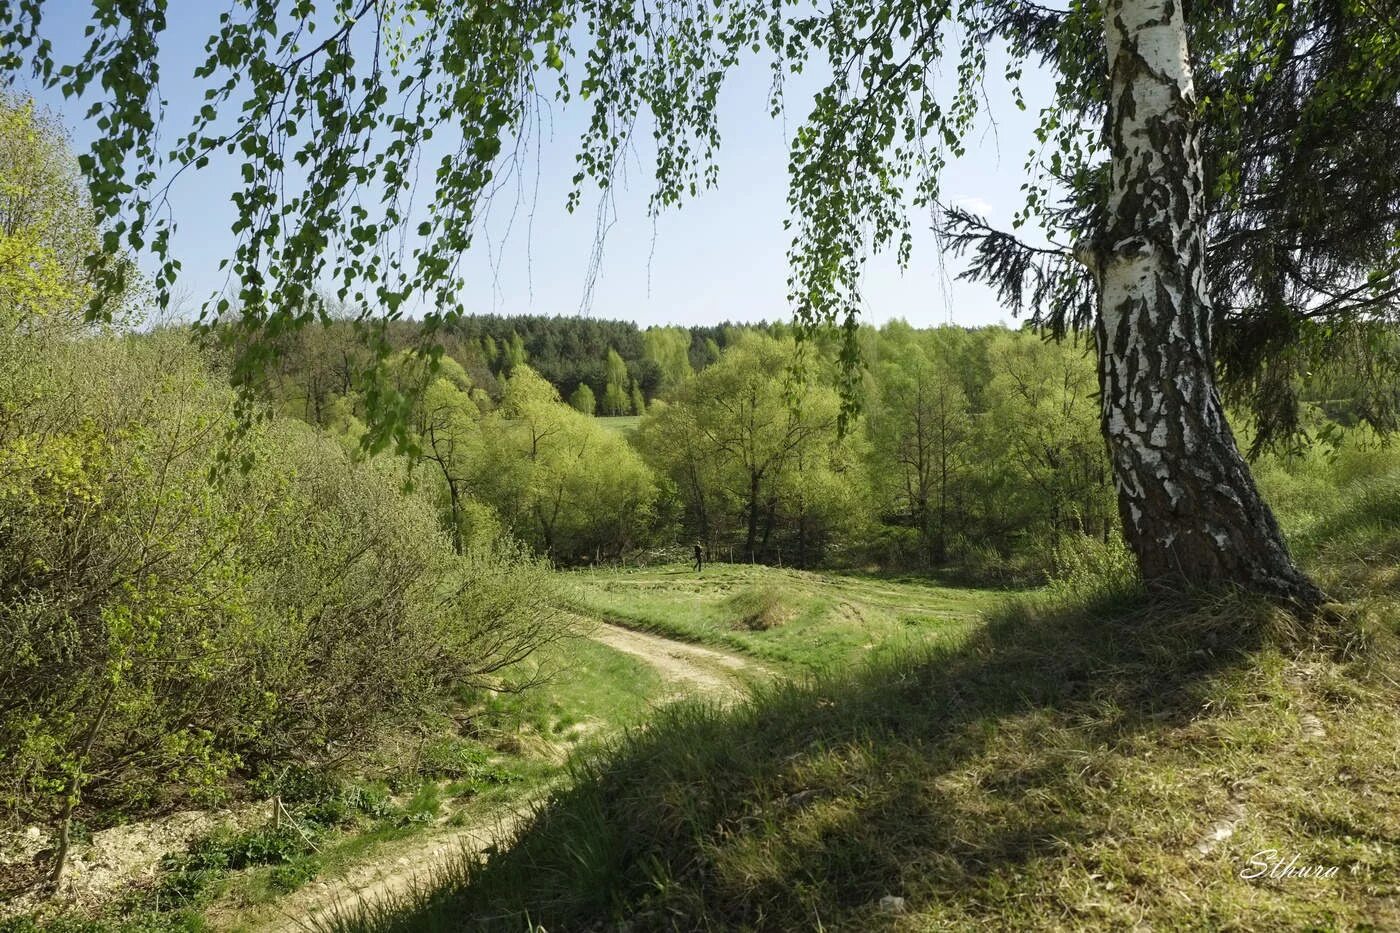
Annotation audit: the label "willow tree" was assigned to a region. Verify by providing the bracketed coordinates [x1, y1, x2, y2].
[3, 0, 1395, 602]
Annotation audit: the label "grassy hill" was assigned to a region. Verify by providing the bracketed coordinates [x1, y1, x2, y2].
[331, 596, 1400, 932]
[565, 563, 1005, 672]
[324, 462, 1400, 932]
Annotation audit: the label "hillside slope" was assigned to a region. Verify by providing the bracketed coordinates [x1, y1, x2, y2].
[327, 498, 1400, 930]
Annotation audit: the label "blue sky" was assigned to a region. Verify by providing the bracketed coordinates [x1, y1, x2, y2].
[24, 3, 1059, 330]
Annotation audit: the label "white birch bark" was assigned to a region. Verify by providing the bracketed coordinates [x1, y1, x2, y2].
[1084, 0, 1322, 602]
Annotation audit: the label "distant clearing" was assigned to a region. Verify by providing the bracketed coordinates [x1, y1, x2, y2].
[565, 562, 1006, 672]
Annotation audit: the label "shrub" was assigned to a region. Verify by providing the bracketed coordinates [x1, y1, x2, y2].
[726, 585, 794, 631]
[1045, 532, 1141, 603]
[229, 419, 561, 767]
[0, 330, 564, 871]
[1, 333, 261, 830]
[418, 738, 493, 781]
[268, 857, 319, 894]
[156, 823, 315, 907]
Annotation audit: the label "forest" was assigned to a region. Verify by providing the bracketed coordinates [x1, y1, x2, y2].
[264, 312, 1125, 576]
[263, 309, 1384, 581]
[1, 0, 1399, 926]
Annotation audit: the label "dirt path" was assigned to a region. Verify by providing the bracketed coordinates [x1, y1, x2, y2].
[243, 802, 534, 933]
[584, 619, 771, 698]
[225, 620, 769, 930]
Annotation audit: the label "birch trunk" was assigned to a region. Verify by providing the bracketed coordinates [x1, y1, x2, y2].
[1085, 0, 1323, 604]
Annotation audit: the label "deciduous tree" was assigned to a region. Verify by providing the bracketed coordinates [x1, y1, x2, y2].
[569, 382, 597, 415]
[868, 333, 974, 565]
[644, 335, 844, 562]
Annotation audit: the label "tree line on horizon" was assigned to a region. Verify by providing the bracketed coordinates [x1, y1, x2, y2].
[260, 310, 816, 421]
[260, 313, 1386, 579]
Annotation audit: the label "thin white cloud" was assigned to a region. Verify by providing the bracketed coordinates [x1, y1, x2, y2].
[952, 195, 995, 217]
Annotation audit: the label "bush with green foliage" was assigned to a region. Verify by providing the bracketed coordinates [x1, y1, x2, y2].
[471, 367, 659, 562]
[0, 326, 563, 862]
[638, 333, 866, 566]
[568, 382, 596, 415]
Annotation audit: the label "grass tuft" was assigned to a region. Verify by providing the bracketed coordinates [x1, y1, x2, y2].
[725, 585, 795, 631]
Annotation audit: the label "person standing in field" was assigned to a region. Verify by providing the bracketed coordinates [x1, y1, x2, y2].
[693, 543, 704, 574]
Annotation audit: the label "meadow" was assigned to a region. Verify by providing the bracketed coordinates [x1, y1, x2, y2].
[564, 563, 1003, 672]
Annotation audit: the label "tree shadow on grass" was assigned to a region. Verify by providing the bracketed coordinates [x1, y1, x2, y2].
[344, 589, 1327, 932]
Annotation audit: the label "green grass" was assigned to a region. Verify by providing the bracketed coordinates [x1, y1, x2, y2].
[324, 588, 1400, 933]
[564, 562, 1006, 672]
[596, 415, 642, 434]
[321, 464, 1400, 933]
[473, 632, 668, 743]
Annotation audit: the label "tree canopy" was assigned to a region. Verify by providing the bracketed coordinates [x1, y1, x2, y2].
[5, 2, 1391, 434]
[0, 0, 1058, 435]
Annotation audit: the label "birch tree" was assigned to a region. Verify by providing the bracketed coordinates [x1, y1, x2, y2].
[5, 0, 1394, 603]
[1070, 0, 1319, 599]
